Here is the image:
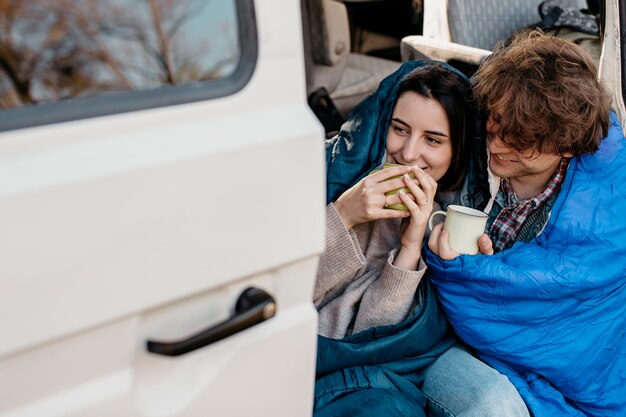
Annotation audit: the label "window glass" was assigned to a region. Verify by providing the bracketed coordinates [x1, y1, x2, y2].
[0, 0, 240, 109]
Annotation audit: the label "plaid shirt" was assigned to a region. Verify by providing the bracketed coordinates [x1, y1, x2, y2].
[489, 158, 569, 252]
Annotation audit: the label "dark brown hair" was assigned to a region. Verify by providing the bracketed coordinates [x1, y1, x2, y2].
[396, 63, 476, 191]
[472, 30, 611, 155]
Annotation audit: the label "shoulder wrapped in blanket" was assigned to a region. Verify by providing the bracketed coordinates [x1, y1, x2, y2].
[424, 112, 626, 416]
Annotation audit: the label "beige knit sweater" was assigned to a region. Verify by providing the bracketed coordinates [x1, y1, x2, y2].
[314, 203, 431, 339]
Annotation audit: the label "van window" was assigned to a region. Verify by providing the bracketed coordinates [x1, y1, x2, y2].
[0, 0, 257, 131]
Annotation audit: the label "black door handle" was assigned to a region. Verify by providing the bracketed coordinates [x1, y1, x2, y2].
[146, 287, 277, 357]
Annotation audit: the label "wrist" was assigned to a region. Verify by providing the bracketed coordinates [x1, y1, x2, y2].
[333, 200, 354, 230]
[400, 234, 425, 251]
[400, 243, 422, 252]
[395, 246, 421, 270]
[400, 243, 422, 254]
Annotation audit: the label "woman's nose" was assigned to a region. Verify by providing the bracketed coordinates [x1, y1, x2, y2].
[402, 136, 423, 164]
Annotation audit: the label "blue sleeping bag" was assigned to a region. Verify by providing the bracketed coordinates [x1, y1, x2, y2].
[314, 280, 455, 417]
[424, 112, 626, 416]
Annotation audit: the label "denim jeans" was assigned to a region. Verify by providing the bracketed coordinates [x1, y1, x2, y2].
[422, 345, 530, 417]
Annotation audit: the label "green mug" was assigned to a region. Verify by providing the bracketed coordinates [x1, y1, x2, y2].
[369, 163, 416, 211]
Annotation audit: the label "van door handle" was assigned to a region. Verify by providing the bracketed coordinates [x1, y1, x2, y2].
[146, 287, 276, 357]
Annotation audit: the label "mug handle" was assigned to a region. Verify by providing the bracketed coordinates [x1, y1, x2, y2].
[428, 210, 447, 232]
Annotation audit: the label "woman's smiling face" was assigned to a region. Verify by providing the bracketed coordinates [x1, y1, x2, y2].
[385, 91, 453, 182]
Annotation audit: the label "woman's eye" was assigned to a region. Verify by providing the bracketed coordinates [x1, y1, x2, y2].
[393, 125, 408, 135]
[426, 136, 442, 144]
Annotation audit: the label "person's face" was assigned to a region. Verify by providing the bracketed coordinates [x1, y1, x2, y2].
[385, 92, 453, 182]
[486, 113, 569, 181]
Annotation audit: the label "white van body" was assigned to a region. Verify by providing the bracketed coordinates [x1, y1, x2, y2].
[0, 0, 623, 416]
[0, 0, 323, 416]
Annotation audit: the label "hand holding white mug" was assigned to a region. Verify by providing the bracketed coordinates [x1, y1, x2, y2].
[428, 223, 494, 260]
[427, 205, 492, 258]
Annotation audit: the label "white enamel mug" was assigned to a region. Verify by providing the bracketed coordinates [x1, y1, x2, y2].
[428, 205, 489, 255]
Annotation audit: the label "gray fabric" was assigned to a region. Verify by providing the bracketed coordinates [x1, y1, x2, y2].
[447, 0, 587, 50]
[539, 0, 599, 34]
[305, 0, 331, 65]
[331, 53, 402, 117]
[314, 203, 428, 339]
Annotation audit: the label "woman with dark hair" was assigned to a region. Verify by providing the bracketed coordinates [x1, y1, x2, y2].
[314, 61, 528, 417]
[317, 63, 473, 338]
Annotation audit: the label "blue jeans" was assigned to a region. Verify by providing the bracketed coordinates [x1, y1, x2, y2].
[422, 345, 529, 417]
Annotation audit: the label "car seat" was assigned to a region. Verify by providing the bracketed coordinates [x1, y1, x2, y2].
[303, 0, 401, 133]
[400, 0, 587, 76]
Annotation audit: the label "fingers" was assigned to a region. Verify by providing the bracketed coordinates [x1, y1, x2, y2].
[428, 223, 444, 253]
[382, 166, 437, 207]
[383, 190, 415, 208]
[397, 187, 420, 214]
[427, 224, 460, 260]
[378, 207, 412, 220]
[373, 165, 416, 193]
[378, 176, 413, 195]
[368, 165, 412, 185]
[410, 166, 437, 201]
[402, 173, 430, 210]
[362, 173, 409, 208]
[437, 229, 461, 260]
[370, 166, 437, 210]
[478, 233, 494, 255]
[366, 164, 437, 215]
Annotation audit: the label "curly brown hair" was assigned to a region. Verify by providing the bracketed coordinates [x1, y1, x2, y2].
[472, 30, 611, 155]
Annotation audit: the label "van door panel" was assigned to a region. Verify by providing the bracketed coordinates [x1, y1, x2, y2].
[1, 265, 318, 416]
[0, 0, 324, 414]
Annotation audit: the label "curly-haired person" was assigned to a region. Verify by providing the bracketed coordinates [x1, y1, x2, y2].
[427, 30, 625, 417]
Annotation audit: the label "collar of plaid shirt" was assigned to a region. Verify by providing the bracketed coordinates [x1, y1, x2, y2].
[489, 158, 570, 252]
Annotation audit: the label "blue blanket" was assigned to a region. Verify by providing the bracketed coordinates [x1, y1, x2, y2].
[314, 280, 455, 417]
[424, 112, 626, 416]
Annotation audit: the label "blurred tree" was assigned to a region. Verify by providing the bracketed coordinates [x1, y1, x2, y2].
[0, 0, 236, 109]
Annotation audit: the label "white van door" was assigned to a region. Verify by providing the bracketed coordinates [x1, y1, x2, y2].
[0, 0, 324, 416]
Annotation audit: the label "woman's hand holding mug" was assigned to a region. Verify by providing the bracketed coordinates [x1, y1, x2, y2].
[392, 166, 438, 271]
[333, 164, 415, 229]
[396, 166, 437, 251]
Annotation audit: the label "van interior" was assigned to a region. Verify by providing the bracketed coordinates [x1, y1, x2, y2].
[302, 0, 605, 136]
